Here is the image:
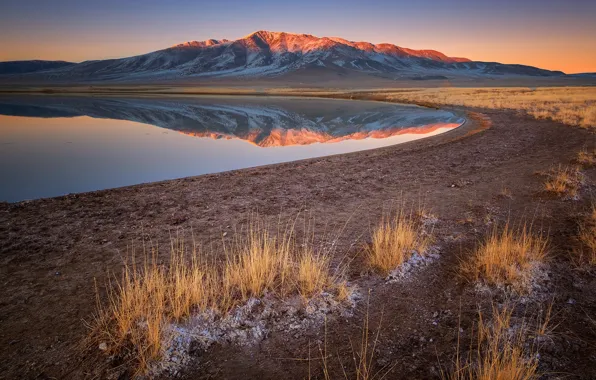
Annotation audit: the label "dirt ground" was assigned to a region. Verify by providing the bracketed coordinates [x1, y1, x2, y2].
[1, 98, 596, 379]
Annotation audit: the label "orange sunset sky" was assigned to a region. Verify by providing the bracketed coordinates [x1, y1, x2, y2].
[1, 0, 595, 73]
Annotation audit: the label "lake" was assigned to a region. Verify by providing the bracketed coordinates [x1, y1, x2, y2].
[0, 95, 464, 202]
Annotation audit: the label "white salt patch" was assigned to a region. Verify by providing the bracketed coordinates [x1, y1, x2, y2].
[150, 288, 360, 377]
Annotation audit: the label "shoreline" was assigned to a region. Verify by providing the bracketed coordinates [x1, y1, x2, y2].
[2, 111, 469, 205]
[0, 93, 467, 204]
[1, 95, 596, 378]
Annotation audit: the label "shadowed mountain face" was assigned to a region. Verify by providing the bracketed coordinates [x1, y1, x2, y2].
[0, 31, 564, 83]
[0, 60, 75, 75]
[0, 96, 463, 147]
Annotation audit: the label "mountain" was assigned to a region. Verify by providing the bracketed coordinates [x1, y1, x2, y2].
[0, 31, 565, 83]
[0, 60, 75, 75]
[569, 72, 596, 78]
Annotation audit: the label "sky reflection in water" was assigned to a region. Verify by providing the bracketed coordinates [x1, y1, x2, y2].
[0, 96, 463, 202]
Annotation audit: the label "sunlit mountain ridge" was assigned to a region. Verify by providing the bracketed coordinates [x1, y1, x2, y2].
[0, 30, 565, 82]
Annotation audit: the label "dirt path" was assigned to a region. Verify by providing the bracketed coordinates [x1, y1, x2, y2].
[1, 104, 595, 379]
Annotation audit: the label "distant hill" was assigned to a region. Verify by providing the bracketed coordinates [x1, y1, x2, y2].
[0, 60, 75, 75]
[0, 31, 565, 83]
[569, 72, 596, 78]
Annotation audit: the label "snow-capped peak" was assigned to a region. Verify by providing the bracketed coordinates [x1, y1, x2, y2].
[172, 39, 230, 48]
[7, 30, 565, 81]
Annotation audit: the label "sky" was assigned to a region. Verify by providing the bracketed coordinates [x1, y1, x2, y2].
[0, 0, 595, 73]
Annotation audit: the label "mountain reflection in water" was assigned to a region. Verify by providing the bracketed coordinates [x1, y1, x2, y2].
[0, 95, 463, 147]
[0, 95, 463, 201]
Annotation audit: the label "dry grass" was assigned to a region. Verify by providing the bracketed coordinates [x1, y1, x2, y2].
[90, 244, 214, 373]
[576, 147, 596, 167]
[90, 220, 345, 374]
[461, 223, 549, 293]
[311, 294, 393, 380]
[366, 210, 431, 275]
[543, 165, 583, 199]
[499, 187, 513, 199]
[382, 87, 596, 129]
[223, 223, 336, 300]
[574, 204, 596, 266]
[443, 305, 542, 380]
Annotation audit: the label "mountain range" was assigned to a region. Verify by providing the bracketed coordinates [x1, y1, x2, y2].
[0, 30, 567, 83]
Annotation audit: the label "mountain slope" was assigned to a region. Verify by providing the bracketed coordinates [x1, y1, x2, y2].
[0, 31, 565, 82]
[0, 60, 75, 75]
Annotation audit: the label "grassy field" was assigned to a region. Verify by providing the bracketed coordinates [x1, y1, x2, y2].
[378, 87, 596, 129]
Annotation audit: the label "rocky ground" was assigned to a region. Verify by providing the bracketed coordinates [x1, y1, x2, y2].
[1, 98, 595, 379]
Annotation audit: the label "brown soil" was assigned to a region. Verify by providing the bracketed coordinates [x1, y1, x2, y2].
[1, 99, 596, 379]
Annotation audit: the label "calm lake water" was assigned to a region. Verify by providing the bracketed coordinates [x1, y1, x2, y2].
[0, 95, 464, 202]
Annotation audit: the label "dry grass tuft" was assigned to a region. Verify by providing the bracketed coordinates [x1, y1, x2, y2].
[574, 204, 596, 266]
[443, 305, 542, 380]
[461, 223, 548, 293]
[90, 219, 345, 374]
[576, 147, 596, 168]
[499, 187, 513, 199]
[297, 249, 334, 298]
[543, 165, 583, 199]
[366, 210, 431, 275]
[223, 225, 292, 301]
[89, 244, 214, 374]
[223, 221, 337, 300]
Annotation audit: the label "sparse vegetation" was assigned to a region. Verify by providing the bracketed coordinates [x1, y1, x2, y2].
[499, 187, 513, 199]
[310, 293, 393, 380]
[382, 87, 596, 129]
[461, 223, 549, 293]
[90, 220, 346, 374]
[366, 209, 431, 275]
[543, 165, 584, 199]
[576, 147, 596, 167]
[443, 305, 543, 380]
[575, 204, 596, 266]
[9, 86, 596, 379]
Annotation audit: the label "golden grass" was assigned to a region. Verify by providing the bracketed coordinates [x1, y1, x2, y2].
[366, 210, 431, 275]
[461, 223, 548, 292]
[443, 305, 542, 380]
[297, 250, 334, 298]
[575, 204, 596, 266]
[90, 220, 345, 374]
[499, 187, 513, 199]
[382, 87, 596, 129]
[543, 165, 583, 199]
[223, 223, 336, 300]
[576, 147, 596, 167]
[90, 244, 212, 374]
